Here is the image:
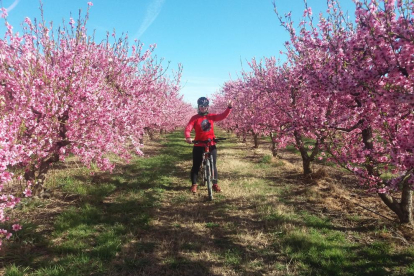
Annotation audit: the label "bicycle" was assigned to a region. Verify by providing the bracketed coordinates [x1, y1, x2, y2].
[193, 138, 226, 200]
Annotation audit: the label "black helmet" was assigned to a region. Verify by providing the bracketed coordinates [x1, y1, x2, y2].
[197, 97, 209, 107]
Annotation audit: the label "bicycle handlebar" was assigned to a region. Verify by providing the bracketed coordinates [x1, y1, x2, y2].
[192, 138, 227, 144]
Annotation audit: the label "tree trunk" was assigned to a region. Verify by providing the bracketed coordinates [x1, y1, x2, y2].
[23, 109, 69, 198]
[400, 180, 413, 224]
[270, 133, 277, 157]
[294, 130, 312, 175]
[378, 180, 413, 224]
[148, 130, 154, 140]
[301, 156, 312, 175]
[253, 133, 259, 148]
[362, 125, 413, 224]
[24, 156, 57, 197]
[379, 193, 413, 224]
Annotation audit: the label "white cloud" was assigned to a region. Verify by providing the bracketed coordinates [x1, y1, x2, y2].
[134, 0, 165, 39]
[6, 0, 20, 12]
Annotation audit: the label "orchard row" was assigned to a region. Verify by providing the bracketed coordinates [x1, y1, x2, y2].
[212, 0, 414, 224]
[0, 4, 194, 247]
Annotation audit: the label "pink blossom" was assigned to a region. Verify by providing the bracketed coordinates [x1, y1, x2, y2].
[24, 17, 32, 25]
[220, 0, 414, 223]
[23, 188, 32, 197]
[69, 17, 75, 27]
[12, 224, 22, 231]
[1, 7, 8, 18]
[378, 188, 388, 194]
[0, 0, 201, 250]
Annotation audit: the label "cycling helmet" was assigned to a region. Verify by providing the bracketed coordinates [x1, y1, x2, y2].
[197, 97, 209, 107]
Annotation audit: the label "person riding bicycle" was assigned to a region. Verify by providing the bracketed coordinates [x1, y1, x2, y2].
[184, 97, 233, 194]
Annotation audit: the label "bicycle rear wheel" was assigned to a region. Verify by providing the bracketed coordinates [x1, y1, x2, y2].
[205, 158, 213, 200]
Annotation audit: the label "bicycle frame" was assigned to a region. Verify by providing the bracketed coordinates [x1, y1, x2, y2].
[195, 140, 214, 200]
[193, 138, 226, 200]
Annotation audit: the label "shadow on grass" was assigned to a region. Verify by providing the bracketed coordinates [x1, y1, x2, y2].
[2, 131, 414, 276]
[112, 194, 414, 276]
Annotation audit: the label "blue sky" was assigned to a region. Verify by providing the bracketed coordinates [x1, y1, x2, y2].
[0, 0, 357, 106]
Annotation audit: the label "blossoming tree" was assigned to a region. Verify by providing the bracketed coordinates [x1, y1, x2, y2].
[215, 0, 414, 223]
[0, 2, 192, 248]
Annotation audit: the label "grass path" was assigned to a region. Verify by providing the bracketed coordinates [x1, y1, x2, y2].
[1, 130, 414, 276]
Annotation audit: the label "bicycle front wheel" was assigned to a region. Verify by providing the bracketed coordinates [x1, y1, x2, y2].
[205, 158, 213, 200]
[199, 163, 206, 186]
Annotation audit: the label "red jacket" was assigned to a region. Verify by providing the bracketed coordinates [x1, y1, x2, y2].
[184, 107, 231, 146]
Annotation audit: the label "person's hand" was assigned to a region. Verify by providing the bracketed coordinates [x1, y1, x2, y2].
[227, 100, 233, 108]
[185, 137, 193, 144]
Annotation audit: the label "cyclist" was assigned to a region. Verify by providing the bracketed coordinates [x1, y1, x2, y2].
[184, 97, 233, 194]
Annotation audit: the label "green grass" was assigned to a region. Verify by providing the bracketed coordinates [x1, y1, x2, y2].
[3, 132, 188, 275]
[205, 222, 220, 228]
[280, 228, 355, 275]
[2, 129, 414, 276]
[224, 248, 243, 266]
[273, 213, 413, 276]
[171, 193, 190, 204]
[4, 265, 30, 276]
[261, 155, 272, 164]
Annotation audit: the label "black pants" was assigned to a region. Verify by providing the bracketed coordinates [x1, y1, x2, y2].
[191, 145, 218, 185]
